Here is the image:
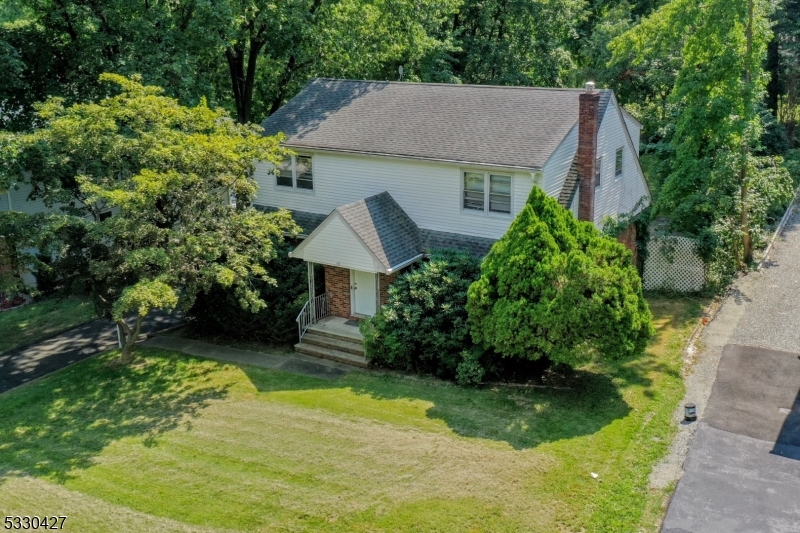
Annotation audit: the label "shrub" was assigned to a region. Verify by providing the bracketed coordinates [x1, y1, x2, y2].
[186, 242, 310, 344]
[467, 187, 654, 368]
[360, 249, 484, 383]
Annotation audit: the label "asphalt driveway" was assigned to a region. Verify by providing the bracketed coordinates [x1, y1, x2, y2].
[0, 310, 182, 394]
[662, 209, 800, 533]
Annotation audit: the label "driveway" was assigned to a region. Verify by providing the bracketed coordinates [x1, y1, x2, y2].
[662, 210, 800, 533]
[0, 310, 182, 394]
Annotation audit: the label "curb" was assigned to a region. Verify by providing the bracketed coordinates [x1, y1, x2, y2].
[758, 189, 799, 271]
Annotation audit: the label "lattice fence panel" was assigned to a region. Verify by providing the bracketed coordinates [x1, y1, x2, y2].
[643, 235, 706, 292]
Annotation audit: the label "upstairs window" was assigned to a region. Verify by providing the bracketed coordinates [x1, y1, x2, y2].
[489, 174, 511, 214]
[463, 172, 485, 211]
[615, 147, 623, 178]
[595, 157, 602, 188]
[276, 155, 313, 190]
[463, 171, 512, 214]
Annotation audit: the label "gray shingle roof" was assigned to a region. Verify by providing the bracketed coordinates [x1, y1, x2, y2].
[261, 79, 613, 170]
[254, 205, 327, 236]
[419, 229, 496, 257]
[336, 192, 424, 270]
[558, 153, 580, 209]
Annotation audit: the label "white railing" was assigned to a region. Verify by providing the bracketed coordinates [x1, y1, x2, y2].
[296, 292, 331, 342]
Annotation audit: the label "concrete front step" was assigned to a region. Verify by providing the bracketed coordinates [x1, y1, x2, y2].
[294, 342, 368, 369]
[301, 332, 365, 356]
[306, 323, 363, 345]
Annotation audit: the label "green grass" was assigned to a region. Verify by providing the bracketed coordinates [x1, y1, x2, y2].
[0, 296, 95, 353]
[0, 296, 704, 532]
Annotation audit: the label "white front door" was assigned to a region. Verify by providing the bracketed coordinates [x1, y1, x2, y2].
[352, 270, 377, 316]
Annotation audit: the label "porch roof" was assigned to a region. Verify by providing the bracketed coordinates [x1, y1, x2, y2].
[289, 192, 424, 273]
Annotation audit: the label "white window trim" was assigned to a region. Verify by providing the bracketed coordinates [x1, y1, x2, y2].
[460, 169, 514, 217]
[275, 154, 314, 192]
[615, 147, 624, 180]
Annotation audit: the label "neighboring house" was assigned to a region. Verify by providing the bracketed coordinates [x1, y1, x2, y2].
[256, 78, 650, 325]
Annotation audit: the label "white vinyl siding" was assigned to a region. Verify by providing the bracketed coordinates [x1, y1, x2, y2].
[542, 123, 578, 198]
[593, 97, 650, 226]
[292, 213, 383, 272]
[0, 182, 52, 215]
[622, 110, 641, 154]
[255, 153, 534, 240]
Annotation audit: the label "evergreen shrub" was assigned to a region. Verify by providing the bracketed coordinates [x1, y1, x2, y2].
[467, 187, 654, 367]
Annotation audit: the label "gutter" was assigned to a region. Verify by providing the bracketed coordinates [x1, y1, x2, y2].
[386, 253, 424, 273]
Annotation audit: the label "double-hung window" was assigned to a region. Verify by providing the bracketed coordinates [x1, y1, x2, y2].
[462, 171, 512, 214]
[276, 155, 313, 190]
[615, 147, 623, 178]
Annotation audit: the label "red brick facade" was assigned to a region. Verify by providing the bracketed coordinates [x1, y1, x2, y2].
[378, 271, 400, 306]
[324, 265, 352, 319]
[577, 87, 600, 223]
[616, 223, 638, 265]
[323, 266, 408, 320]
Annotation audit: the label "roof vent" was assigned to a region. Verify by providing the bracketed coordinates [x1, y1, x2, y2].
[585, 81, 596, 93]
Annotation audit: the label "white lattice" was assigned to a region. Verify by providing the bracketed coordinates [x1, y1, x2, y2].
[643, 235, 706, 292]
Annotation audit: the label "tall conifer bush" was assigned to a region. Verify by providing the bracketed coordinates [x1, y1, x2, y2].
[467, 187, 653, 367]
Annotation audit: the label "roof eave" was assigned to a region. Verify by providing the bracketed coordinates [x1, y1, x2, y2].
[278, 144, 544, 172]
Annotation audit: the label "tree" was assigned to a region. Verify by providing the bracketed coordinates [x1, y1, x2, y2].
[467, 187, 653, 367]
[611, 0, 793, 268]
[0, 74, 298, 363]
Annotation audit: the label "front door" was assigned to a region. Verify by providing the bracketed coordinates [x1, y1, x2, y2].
[352, 270, 377, 316]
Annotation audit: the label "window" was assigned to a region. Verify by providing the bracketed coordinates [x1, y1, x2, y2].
[276, 158, 293, 187]
[462, 171, 512, 214]
[463, 172, 485, 211]
[489, 174, 511, 214]
[296, 155, 313, 190]
[276, 155, 313, 190]
[595, 157, 602, 188]
[615, 147, 623, 177]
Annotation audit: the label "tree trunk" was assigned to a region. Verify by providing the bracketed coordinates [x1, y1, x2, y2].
[741, 0, 754, 267]
[741, 168, 752, 265]
[117, 316, 143, 365]
[224, 25, 267, 124]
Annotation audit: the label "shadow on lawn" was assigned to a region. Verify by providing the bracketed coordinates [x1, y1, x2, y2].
[241, 297, 695, 451]
[243, 365, 634, 451]
[0, 349, 231, 484]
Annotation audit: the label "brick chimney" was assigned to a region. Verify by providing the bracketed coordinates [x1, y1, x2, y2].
[577, 81, 600, 223]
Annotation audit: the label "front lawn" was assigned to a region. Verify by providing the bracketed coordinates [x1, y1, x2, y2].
[0, 296, 95, 353]
[0, 296, 703, 532]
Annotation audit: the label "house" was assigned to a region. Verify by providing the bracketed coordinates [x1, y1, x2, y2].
[255, 78, 650, 340]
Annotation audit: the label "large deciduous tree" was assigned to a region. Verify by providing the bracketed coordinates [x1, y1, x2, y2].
[611, 0, 794, 269]
[467, 187, 653, 367]
[0, 74, 298, 363]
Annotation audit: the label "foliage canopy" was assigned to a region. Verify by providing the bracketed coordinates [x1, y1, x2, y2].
[467, 187, 653, 367]
[0, 74, 298, 362]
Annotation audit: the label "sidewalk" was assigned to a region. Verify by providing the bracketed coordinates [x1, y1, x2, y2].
[143, 335, 358, 380]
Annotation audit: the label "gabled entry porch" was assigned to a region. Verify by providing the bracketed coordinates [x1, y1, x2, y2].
[290, 192, 424, 346]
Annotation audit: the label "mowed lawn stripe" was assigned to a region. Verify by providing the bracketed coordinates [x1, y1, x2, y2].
[0, 297, 704, 532]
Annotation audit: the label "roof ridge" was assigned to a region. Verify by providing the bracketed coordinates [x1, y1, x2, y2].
[309, 77, 611, 93]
